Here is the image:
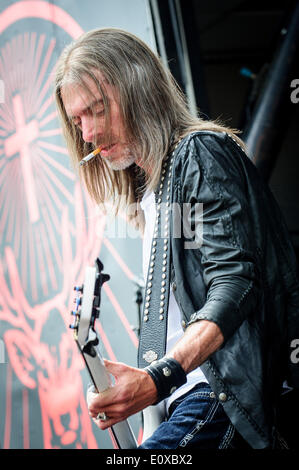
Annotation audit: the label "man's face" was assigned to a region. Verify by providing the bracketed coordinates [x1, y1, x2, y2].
[61, 73, 137, 170]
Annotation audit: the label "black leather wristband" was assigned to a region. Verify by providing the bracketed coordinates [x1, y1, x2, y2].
[145, 357, 187, 404]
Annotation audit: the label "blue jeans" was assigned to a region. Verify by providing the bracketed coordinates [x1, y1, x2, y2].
[139, 383, 238, 449]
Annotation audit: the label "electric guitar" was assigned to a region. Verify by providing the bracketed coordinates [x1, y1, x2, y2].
[70, 258, 137, 449]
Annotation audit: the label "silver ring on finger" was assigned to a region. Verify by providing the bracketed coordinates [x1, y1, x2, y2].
[96, 411, 109, 421]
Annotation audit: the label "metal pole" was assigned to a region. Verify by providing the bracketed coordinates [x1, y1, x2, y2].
[243, 2, 299, 181]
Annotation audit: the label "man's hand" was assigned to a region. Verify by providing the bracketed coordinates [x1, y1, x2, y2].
[87, 359, 158, 430]
[87, 320, 224, 430]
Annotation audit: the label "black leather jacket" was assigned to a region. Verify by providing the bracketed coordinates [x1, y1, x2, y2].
[169, 131, 299, 449]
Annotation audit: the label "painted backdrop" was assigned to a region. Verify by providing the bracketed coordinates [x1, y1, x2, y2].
[0, 0, 155, 449]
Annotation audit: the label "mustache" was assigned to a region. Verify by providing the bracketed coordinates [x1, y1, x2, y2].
[94, 134, 135, 150]
[94, 137, 116, 149]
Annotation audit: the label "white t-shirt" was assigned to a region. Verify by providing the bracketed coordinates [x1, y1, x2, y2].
[140, 190, 208, 414]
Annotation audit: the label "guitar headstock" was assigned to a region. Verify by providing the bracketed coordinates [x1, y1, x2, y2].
[69, 259, 137, 449]
[70, 258, 110, 356]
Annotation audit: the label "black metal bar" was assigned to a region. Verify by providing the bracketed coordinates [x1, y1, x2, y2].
[178, 0, 210, 118]
[242, 1, 299, 181]
[149, 0, 184, 91]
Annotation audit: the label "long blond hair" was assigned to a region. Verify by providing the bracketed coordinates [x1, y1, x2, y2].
[55, 27, 244, 211]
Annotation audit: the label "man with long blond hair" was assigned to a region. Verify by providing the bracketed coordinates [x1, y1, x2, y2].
[55, 28, 299, 449]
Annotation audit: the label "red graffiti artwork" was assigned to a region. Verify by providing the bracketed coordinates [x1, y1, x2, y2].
[0, 184, 106, 448]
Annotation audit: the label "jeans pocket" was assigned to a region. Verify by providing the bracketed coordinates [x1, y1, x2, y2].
[218, 423, 235, 449]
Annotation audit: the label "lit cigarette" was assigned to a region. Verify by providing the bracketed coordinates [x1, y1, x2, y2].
[79, 147, 102, 166]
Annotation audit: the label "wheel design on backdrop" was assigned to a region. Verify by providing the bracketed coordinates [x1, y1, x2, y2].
[0, 1, 84, 302]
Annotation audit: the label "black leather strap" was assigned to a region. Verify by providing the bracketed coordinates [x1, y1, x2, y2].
[145, 357, 187, 404]
[138, 150, 175, 369]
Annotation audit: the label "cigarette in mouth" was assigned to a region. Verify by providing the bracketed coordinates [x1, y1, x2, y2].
[79, 147, 102, 166]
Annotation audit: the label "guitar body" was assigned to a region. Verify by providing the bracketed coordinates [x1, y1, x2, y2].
[142, 402, 165, 443]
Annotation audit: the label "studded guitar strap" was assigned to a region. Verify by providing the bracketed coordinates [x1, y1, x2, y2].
[138, 142, 180, 369]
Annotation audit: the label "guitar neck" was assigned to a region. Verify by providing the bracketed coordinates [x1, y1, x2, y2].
[78, 340, 137, 449]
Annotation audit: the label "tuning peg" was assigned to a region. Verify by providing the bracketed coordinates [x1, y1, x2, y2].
[95, 258, 104, 272]
[74, 285, 84, 293]
[102, 273, 110, 283]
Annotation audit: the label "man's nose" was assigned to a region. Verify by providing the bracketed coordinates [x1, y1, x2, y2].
[81, 116, 97, 143]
